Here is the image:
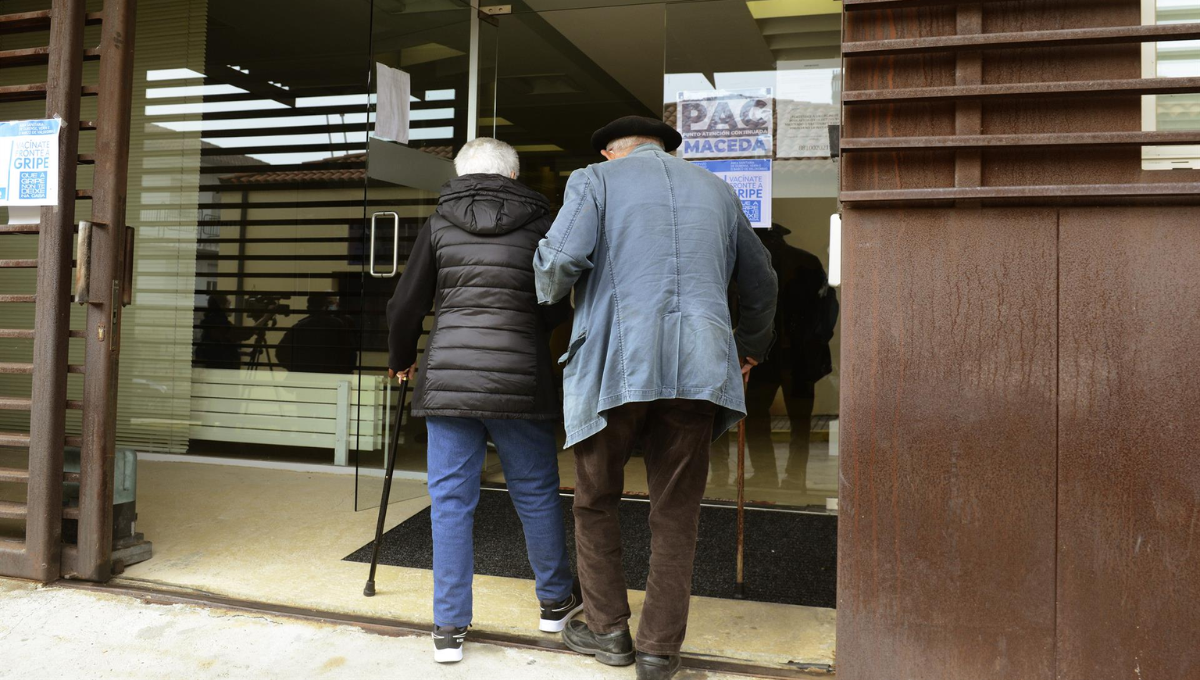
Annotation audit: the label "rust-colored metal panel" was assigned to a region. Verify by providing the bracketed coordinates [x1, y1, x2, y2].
[845, 4, 956, 42]
[842, 5, 958, 194]
[1057, 207, 1200, 680]
[841, 0, 1200, 676]
[76, 0, 136, 582]
[844, 24, 1200, 57]
[841, 0, 1200, 203]
[837, 207, 1058, 680]
[23, 0, 86, 584]
[980, 0, 1137, 32]
[0, 0, 87, 582]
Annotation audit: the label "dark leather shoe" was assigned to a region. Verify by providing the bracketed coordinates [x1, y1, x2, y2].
[636, 652, 682, 680]
[561, 619, 635, 666]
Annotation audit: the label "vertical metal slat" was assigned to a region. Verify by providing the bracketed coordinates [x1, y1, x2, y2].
[75, 0, 136, 582]
[24, 0, 87, 583]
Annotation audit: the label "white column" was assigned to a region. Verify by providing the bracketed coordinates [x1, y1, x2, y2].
[334, 380, 350, 466]
[467, 0, 480, 142]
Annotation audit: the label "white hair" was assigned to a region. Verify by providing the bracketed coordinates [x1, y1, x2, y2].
[454, 137, 520, 177]
[606, 135, 663, 153]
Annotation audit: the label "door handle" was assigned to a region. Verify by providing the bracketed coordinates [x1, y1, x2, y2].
[369, 211, 400, 278]
[74, 221, 93, 304]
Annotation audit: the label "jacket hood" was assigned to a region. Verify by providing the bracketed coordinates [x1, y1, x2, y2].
[436, 174, 551, 235]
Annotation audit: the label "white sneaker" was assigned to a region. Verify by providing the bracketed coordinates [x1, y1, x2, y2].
[432, 625, 467, 663]
[538, 580, 584, 633]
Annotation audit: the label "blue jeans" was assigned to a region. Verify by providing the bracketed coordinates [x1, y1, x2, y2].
[426, 417, 573, 628]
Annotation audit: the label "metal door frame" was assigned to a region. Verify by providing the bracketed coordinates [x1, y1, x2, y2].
[0, 0, 136, 583]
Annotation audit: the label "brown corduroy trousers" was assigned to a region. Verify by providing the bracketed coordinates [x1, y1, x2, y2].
[572, 398, 718, 656]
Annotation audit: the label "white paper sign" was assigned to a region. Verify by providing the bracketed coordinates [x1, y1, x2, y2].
[693, 158, 773, 229]
[776, 101, 839, 158]
[677, 88, 772, 159]
[0, 118, 60, 206]
[374, 63, 411, 144]
[776, 62, 841, 159]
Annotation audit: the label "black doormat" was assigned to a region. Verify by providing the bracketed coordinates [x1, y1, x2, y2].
[345, 488, 836, 608]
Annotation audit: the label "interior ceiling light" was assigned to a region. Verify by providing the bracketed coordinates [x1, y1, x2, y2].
[747, 0, 841, 19]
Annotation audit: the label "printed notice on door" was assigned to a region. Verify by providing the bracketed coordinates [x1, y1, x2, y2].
[693, 159, 773, 229]
[775, 62, 841, 159]
[0, 118, 61, 206]
[677, 88, 772, 159]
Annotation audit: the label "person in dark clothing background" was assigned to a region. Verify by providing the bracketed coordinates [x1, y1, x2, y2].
[721, 223, 838, 491]
[275, 294, 357, 374]
[194, 294, 263, 369]
[385, 137, 578, 664]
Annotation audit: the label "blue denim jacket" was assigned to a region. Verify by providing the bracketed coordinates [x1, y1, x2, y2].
[534, 144, 778, 448]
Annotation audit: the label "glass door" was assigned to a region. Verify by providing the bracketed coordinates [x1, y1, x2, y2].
[476, 1, 666, 496]
[160, 0, 378, 474]
[355, 0, 500, 509]
[665, 0, 842, 511]
[479, 0, 842, 511]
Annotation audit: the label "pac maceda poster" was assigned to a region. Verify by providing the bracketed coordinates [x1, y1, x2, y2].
[676, 88, 772, 159]
[0, 118, 60, 206]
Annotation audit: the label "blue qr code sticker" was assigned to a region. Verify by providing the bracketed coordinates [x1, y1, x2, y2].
[19, 171, 47, 200]
[741, 200, 761, 222]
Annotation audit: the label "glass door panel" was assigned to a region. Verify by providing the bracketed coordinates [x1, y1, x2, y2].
[480, 0, 841, 510]
[665, 0, 842, 510]
[356, 0, 500, 510]
[480, 2, 664, 496]
[160, 1, 376, 475]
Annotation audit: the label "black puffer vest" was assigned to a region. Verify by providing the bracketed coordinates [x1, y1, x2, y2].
[412, 175, 561, 420]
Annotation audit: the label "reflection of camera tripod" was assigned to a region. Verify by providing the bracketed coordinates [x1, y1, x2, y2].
[246, 319, 277, 372]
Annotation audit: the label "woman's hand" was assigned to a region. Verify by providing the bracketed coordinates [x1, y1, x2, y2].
[387, 363, 418, 384]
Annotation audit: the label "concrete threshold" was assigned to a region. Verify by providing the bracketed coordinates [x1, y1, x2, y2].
[53, 579, 835, 679]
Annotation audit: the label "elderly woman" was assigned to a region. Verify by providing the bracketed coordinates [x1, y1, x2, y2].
[386, 137, 580, 663]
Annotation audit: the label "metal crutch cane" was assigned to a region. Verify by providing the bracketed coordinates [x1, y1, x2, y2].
[734, 369, 751, 600]
[364, 377, 409, 597]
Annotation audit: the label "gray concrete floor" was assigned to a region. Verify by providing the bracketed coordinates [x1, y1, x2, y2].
[0, 579, 780, 680]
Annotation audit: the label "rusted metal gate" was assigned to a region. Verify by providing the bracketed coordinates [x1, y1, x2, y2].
[0, 0, 135, 583]
[839, 1, 1200, 679]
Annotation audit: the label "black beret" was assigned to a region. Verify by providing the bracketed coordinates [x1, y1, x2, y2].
[591, 115, 683, 154]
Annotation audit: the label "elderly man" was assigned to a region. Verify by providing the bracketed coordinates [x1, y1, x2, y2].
[534, 116, 777, 679]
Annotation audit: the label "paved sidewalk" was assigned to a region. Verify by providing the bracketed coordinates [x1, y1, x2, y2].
[0, 579, 772, 680]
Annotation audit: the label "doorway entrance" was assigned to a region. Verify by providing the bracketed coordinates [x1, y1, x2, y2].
[371, 0, 844, 513]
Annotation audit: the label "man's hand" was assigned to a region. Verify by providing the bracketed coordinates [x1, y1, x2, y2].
[740, 356, 759, 380]
[387, 363, 418, 384]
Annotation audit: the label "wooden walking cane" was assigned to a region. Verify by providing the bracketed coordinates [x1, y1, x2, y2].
[734, 368, 750, 600]
[364, 376, 409, 597]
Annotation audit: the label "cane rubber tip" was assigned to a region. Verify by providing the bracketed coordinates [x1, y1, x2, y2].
[363, 582, 376, 597]
[734, 584, 746, 600]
